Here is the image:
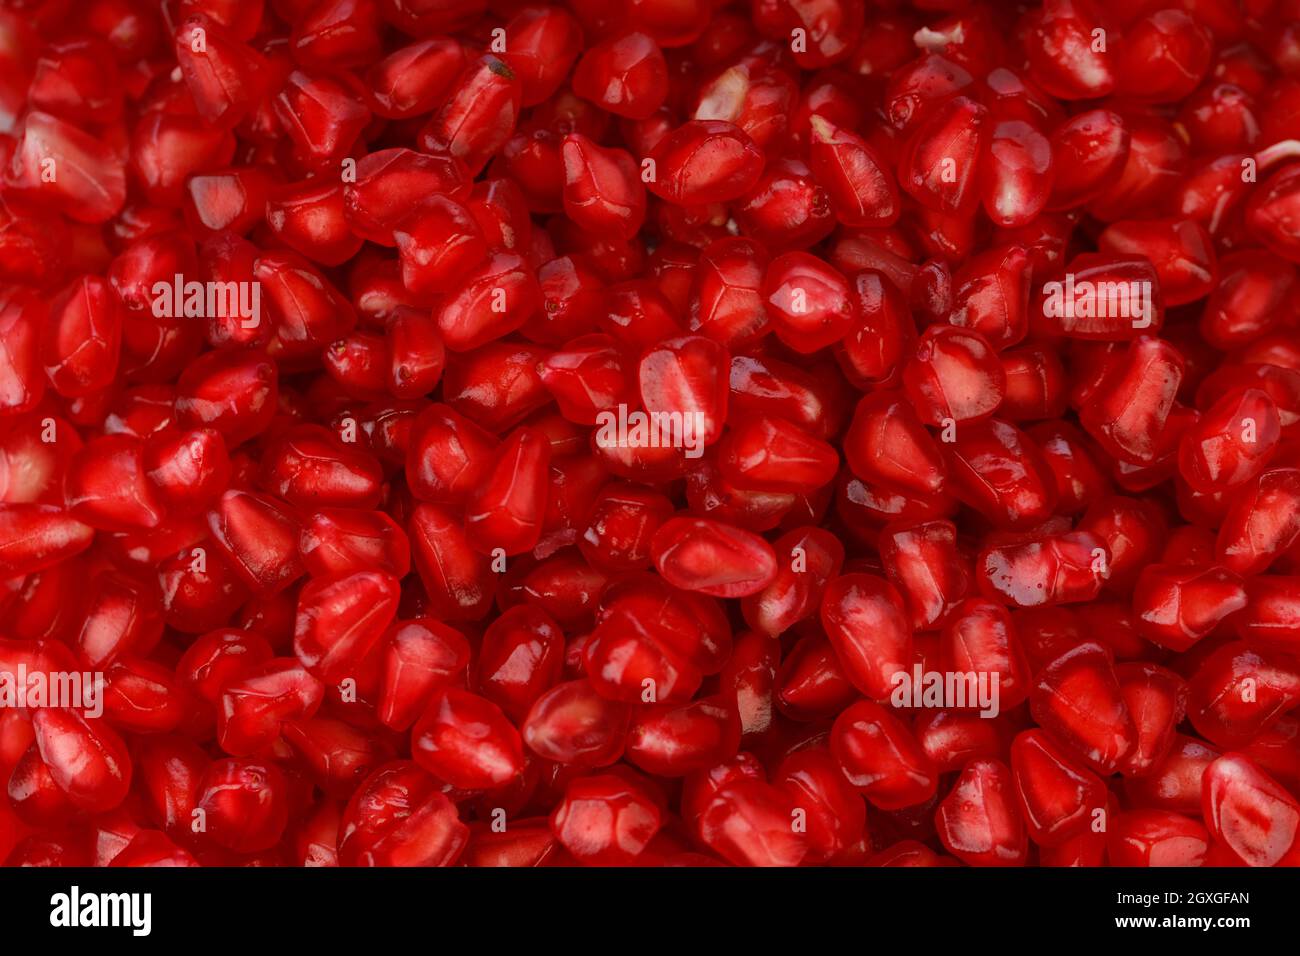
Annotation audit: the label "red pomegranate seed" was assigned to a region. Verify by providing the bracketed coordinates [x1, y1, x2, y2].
[550, 772, 662, 865]
[31, 708, 132, 814]
[645, 119, 764, 206]
[338, 761, 468, 867]
[1202, 754, 1300, 866]
[1108, 808, 1210, 866]
[411, 687, 525, 789]
[650, 516, 777, 598]
[1010, 729, 1105, 847]
[1030, 641, 1135, 773]
[195, 757, 289, 853]
[934, 757, 1027, 866]
[1187, 641, 1300, 748]
[1116, 10, 1212, 103]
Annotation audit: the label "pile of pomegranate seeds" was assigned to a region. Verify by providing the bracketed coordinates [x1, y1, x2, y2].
[1, 0, 1300, 871]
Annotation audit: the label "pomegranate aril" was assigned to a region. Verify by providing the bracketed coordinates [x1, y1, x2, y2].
[571, 31, 667, 121]
[343, 148, 469, 247]
[1108, 809, 1210, 867]
[843, 392, 947, 498]
[157, 544, 249, 634]
[549, 772, 662, 865]
[1234, 576, 1300, 657]
[1202, 754, 1300, 867]
[1124, 733, 1220, 815]
[436, 251, 541, 352]
[651, 516, 777, 598]
[946, 419, 1058, 530]
[1115, 10, 1212, 103]
[1078, 335, 1184, 465]
[1011, 729, 1105, 848]
[411, 687, 525, 790]
[695, 776, 808, 867]
[461, 426, 550, 556]
[207, 488, 305, 596]
[374, 617, 469, 732]
[1187, 640, 1300, 749]
[1030, 641, 1135, 774]
[1047, 109, 1129, 210]
[409, 503, 497, 621]
[31, 708, 131, 815]
[978, 531, 1105, 607]
[1179, 387, 1281, 493]
[338, 761, 468, 867]
[363, 37, 464, 119]
[807, 117, 899, 229]
[1021, 0, 1114, 100]
[175, 348, 278, 447]
[645, 120, 764, 206]
[980, 119, 1052, 228]
[898, 96, 988, 214]
[219, 658, 325, 757]
[1132, 563, 1248, 651]
[42, 275, 124, 399]
[625, 696, 740, 777]
[294, 569, 400, 684]
[732, 156, 835, 251]
[194, 757, 289, 853]
[521, 678, 628, 768]
[561, 133, 646, 241]
[915, 708, 1007, 775]
[260, 424, 383, 510]
[820, 573, 913, 700]
[61, 434, 163, 532]
[941, 597, 1029, 707]
[1116, 662, 1187, 777]
[142, 427, 230, 515]
[935, 758, 1028, 867]
[290, 0, 383, 71]
[404, 403, 498, 505]
[717, 415, 839, 494]
[419, 54, 521, 176]
[273, 69, 370, 170]
[832, 699, 937, 810]
[903, 325, 1006, 425]
[7, 111, 127, 223]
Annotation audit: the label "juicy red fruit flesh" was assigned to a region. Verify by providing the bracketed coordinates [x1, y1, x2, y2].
[0, 0, 1297, 874]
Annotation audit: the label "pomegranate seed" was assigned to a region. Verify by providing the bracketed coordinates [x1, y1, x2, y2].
[1011, 729, 1105, 847]
[1202, 754, 1300, 866]
[645, 120, 764, 205]
[1021, 0, 1114, 100]
[808, 116, 900, 227]
[338, 761, 468, 866]
[832, 699, 937, 809]
[7, 111, 127, 223]
[820, 573, 913, 700]
[695, 775, 807, 867]
[419, 55, 521, 175]
[1116, 10, 1212, 103]
[899, 96, 988, 213]
[31, 708, 131, 814]
[935, 758, 1028, 866]
[651, 516, 777, 598]
[411, 687, 525, 789]
[1108, 809, 1210, 866]
[1030, 641, 1135, 773]
[572, 31, 667, 121]
[550, 772, 662, 865]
